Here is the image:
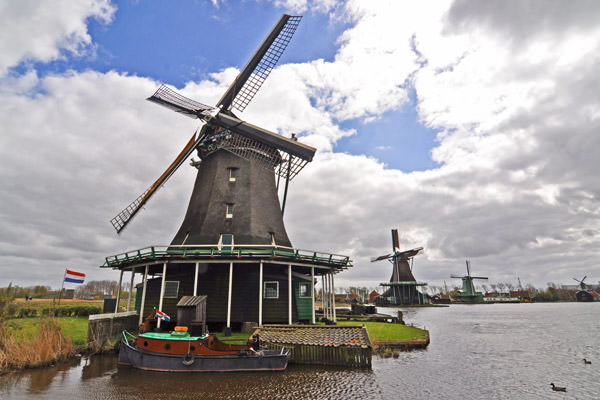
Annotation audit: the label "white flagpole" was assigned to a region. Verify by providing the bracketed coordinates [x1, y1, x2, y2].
[57, 268, 67, 306]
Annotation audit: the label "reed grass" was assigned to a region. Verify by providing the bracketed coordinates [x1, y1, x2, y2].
[0, 317, 75, 372]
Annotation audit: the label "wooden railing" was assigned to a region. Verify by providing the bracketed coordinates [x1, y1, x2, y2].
[102, 244, 352, 270]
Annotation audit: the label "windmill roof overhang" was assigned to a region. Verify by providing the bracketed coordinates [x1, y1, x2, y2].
[101, 244, 352, 274]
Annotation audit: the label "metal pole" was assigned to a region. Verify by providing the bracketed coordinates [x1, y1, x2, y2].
[331, 272, 336, 323]
[281, 157, 292, 216]
[323, 273, 328, 320]
[288, 264, 292, 325]
[259, 261, 263, 326]
[193, 262, 199, 296]
[321, 274, 326, 320]
[127, 269, 135, 311]
[227, 262, 233, 328]
[157, 263, 167, 328]
[311, 267, 315, 324]
[114, 269, 123, 315]
[57, 268, 67, 306]
[138, 265, 149, 325]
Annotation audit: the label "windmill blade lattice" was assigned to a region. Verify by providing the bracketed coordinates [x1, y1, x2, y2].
[147, 85, 215, 118]
[219, 15, 302, 112]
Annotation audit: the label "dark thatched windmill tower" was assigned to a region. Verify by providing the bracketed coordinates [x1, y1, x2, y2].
[371, 229, 427, 305]
[101, 15, 351, 331]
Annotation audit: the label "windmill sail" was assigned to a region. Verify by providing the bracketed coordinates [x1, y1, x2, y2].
[111, 131, 203, 233]
[218, 14, 302, 112]
[147, 85, 215, 118]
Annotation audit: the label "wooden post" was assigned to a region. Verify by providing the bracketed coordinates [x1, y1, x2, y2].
[157, 262, 167, 328]
[311, 266, 315, 324]
[227, 262, 233, 328]
[127, 269, 135, 311]
[288, 264, 292, 325]
[331, 272, 336, 323]
[193, 262, 199, 296]
[259, 261, 263, 326]
[114, 269, 123, 315]
[138, 265, 149, 325]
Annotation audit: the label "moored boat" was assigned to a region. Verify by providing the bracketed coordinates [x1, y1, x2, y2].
[118, 329, 290, 372]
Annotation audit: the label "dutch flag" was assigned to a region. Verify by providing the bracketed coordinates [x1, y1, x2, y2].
[64, 269, 85, 284]
[156, 310, 170, 322]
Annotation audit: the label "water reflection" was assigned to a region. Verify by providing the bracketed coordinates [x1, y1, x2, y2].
[1, 303, 599, 399]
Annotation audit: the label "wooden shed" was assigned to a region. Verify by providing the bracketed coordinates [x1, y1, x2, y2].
[176, 295, 207, 335]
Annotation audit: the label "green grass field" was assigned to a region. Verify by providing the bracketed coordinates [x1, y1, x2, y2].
[317, 320, 428, 342]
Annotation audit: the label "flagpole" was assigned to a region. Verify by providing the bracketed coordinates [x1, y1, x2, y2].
[58, 268, 66, 306]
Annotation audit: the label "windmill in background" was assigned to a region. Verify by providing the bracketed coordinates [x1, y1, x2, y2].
[371, 229, 427, 305]
[451, 261, 488, 303]
[573, 276, 600, 302]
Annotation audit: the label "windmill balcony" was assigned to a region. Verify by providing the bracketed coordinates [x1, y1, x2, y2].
[101, 244, 352, 272]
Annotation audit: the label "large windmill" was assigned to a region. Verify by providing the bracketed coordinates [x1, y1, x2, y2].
[371, 229, 426, 305]
[451, 261, 488, 303]
[101, 15, 351, 331]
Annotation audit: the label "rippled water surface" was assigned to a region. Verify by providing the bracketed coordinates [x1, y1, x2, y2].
[1, 303, 598, 399]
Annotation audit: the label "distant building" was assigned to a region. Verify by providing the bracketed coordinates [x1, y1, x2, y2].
[369, 290, 380, 304]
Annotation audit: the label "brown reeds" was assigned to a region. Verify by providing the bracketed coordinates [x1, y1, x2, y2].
[0, 317, 75, 372]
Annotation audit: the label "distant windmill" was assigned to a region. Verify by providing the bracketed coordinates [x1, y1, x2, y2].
[451, 261, 488, 303]
[573, 276, 600, 302]
[371, 229, 426, 305]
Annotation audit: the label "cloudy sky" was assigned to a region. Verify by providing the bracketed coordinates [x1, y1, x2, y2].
[1, 0, 599, 292]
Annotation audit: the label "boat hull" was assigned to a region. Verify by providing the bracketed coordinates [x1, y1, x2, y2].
[118, 338, 289, 372]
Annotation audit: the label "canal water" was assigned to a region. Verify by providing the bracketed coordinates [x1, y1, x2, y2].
[1, 303, 598, 399]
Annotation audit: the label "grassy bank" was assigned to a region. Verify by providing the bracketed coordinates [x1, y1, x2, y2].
[0, 317, 76, 372]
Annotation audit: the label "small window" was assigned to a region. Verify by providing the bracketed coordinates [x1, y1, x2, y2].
[164, 281, 179, 298]
[299, 282, 311, 298]
[264, 281, 279, 299]
[219, 234, 234, 250]
[225, 203, 234, 218]
[228, 167, 238, 182]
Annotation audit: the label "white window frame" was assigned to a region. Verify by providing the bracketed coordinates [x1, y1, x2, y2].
[218, 234, 234, 250]
[164, 281, 180, 298]
[299, 282, 311, 298]
[228, 167, 237, 182]
[225, 203, 234, 218]
[264, 281, 279, 299]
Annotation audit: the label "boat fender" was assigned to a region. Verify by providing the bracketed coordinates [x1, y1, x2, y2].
[182, 352, 195, 366]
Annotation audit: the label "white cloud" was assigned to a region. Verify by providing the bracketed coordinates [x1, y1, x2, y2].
[2, 0, 600, 290]
[0, 0, 115, 76]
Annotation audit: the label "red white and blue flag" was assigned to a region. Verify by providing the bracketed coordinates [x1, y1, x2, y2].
[64, 269, 85, 284]
[156, 310, 170, 322]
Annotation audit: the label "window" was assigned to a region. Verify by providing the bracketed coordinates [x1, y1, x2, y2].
[219, 234, 234, 250]
[228, 167, 238, 182]
[299, 282, 311, 298]
[225, 203, 234, 218]
[164, 281, 180, 298]
[264, 281, 279, 299]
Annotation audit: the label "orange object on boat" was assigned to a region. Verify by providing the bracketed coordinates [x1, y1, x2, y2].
[174, 326, 188, 332]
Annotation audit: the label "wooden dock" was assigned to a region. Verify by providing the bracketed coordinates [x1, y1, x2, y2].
[255, 324, 372, 368]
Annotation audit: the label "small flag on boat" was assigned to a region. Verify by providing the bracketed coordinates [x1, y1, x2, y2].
[156, 310, 170, 322]
[64, 269, 85, 284]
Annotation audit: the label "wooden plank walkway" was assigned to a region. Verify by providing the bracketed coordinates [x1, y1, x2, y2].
[255, 325, 372, 368]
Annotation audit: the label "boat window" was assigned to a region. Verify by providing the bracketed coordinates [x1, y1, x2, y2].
[164, 281, 180, 298]
[299, 282, 311, 298]
[226, 203, 234, 218]
[264, 281, 279, 299]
